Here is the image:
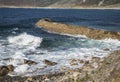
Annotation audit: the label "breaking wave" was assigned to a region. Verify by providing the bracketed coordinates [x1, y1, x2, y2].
[0, 32, 120, 76]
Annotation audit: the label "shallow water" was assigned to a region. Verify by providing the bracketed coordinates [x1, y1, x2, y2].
[0, 8, 120, 76]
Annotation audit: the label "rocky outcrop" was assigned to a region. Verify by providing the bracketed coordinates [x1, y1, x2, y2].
[36, 19, 120, 40]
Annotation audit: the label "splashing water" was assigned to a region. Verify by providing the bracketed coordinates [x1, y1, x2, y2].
[0, 32, 120, 76]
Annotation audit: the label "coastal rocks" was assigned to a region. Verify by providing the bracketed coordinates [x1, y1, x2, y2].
[7, 65, 14, 72]
[40, 18, 52, 22]
[0, 65, 14, 76]
[104, 48, 110, 51]
[36, 19, 120, 40]
[69, 59, 79, 66]
[25, 77, 36, 82]
[43, 59, 57, 66]
[69, 59, 84, 66]
[24, 59, 37, 65]
[0, 50, 120, 82]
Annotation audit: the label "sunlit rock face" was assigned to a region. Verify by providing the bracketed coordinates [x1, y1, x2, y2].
[36, 18, 120, 40]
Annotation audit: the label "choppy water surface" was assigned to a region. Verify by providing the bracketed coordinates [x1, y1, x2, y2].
[0, 8, 120, 76]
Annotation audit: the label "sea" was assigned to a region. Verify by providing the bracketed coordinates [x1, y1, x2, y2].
[0, 8, 120, 76]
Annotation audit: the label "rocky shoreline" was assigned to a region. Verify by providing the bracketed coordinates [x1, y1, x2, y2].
[0, 19, 120, 82]
[36, 18, 120, 40]
[0, 50, 120, 82]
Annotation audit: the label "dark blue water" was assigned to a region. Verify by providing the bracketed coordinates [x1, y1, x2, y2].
[0, 8, 120, 30]
[0, 8, 120, 48]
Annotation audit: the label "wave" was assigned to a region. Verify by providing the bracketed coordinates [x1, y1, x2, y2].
[0, 32, 120, 76]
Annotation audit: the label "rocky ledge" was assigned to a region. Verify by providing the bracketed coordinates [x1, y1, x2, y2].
[36, 18, 120, 40]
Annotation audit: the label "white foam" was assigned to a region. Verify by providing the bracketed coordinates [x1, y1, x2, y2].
[8, 32, 42, 49]
[1, 32, 120, 76]
[0, 32, 43, 68]
[14, 64, 30, 75]
[16, 38, 120, 76]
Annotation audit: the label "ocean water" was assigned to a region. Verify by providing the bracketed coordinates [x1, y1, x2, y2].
[0, 8, 120, 76]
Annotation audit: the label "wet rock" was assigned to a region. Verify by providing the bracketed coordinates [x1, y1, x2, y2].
[40, 18, 52, 22]
[104, 48, 110, 51]
[91, 62, 98, 69]
[0, 65, 14, 76]
[72, 72, 80, 77]
[85, 61, 90, 64]
[60, 66, 67, 71]
[82, 65, 94, 73]
[44, 59, 57, 66]
[24, 59, 37, 65]
[70, 59, 78, 66]
[0, 66, 9, 76]
[25, 77, 36, 82]
[7, 65, 14, 72]
[78, 59, 84, 64]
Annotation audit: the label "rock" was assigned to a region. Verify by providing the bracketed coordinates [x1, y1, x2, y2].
[25, 77, 35, 82]
[69, 59, 78, 66]
[70, 59, 84, 66]
[91, 62, 98, 69]
[78, 60, 84, 64]
[104, 48, 110, 51]
[36, 19, 120, 40]
[0, 65, 14, 76]
[7, 65, 14, 72]
[40, 18, 52, 22]
[44, 78, 50, 82]
[0, 66, 9, 76]
[85, 61, 90, 64]
[43, 59, 57, 66]
[24, 59, 37, 65]
[60, 66, 67, 71]
[72, 72, 80, 77]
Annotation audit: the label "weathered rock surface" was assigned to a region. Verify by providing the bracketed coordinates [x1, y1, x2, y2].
[36, 19, 120, 40]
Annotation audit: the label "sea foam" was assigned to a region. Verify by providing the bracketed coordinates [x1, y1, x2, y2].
[0, 32, 120, 76]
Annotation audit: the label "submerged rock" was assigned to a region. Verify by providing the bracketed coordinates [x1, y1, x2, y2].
[43, 59, 57, 66]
